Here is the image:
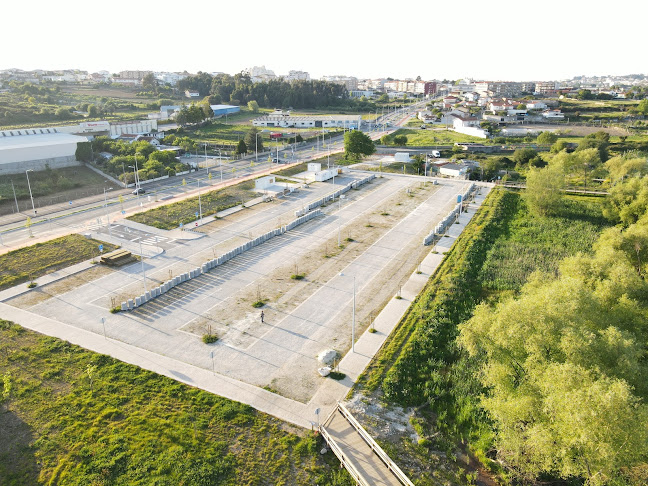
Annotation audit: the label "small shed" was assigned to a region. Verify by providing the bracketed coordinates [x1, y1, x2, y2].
[255, 176, 276, 190]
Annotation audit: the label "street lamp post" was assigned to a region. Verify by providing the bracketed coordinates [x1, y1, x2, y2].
[25, 169, 36, 215]
[198, 178, 202, 222]
[139, 236, 148, 292]
[103, 186, 113, 236]
[339, 272, 356, 352]
[219, 148, 223, 183]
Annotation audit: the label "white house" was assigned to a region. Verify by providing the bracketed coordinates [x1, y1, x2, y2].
[439, 163, 469, 178]
[185, 90, 200, 99]
[526, 101, 548, 110]
[542, 109, 565, 119]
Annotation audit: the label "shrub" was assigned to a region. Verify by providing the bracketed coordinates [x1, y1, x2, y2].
[202, 334, 218, 344]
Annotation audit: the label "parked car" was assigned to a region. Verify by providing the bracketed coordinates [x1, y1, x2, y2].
[132, 187, 146, 195]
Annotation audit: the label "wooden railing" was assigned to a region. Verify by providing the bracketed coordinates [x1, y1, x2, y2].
[318, 424, 370, 486]
[320, 403, 414, 486]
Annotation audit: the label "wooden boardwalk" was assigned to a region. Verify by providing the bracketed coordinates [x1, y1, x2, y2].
[320, 404, 413, 486]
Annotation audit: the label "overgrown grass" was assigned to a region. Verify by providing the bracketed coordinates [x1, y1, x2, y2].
[0, 234, 118, 291]
[384, 128, 486, 146]
[0, 320, 352, 485]
[353, 189, 612, 481]
[0, 166, 110, 207]
[127, 181, 256, 230]
[479, 194, 608, 292]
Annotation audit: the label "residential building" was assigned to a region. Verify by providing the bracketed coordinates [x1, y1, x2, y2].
[475, 81, 524, 98]
[535, 81, 559, 95]
[118, 70, 152, 81]
[283, 70, 310, 82]
[185, 90, 200, 98]
[244, 66, 277, 83]
[322, 75, 358, 91]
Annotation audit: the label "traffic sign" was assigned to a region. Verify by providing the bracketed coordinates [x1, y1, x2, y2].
[195, 212, 199, 218]
[98, 244, 104, 253]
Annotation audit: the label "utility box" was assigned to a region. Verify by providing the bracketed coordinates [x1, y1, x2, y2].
[314, 168, 337, 182]
[395, 152, 411, 162]
[255, 176, 276, 190]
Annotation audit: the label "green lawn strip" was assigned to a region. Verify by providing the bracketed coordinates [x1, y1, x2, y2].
[0, 234, 118, 291]
[127, 181, 257, 230]
[0, 320, 352, 485]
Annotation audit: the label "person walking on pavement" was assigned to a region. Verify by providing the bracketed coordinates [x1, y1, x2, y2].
[260, 311, 264, 323]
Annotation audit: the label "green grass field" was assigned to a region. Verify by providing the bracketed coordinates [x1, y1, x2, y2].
[478, 194, 609, 294]
[0, 166, 111, 210]
[0, 234, 118, 291]
[0, 320, 351, 485]
[127, 181, 257, 230]
[386, 128, 486, 146]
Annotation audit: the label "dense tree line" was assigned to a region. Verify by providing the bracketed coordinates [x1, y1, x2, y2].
[176, 72, 373, 110]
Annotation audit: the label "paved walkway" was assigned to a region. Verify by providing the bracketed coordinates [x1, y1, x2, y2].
[323, 409, 404, 486]
[0, 183, 492, 433]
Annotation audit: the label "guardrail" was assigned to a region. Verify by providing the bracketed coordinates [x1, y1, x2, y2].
[336, 403, 415, 486]
[423, 183, 478, 245]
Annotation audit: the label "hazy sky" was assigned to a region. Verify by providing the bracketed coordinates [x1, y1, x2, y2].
[2, 0, 645, 81]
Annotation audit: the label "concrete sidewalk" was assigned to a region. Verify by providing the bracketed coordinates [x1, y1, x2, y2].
[0, 184, 491, 430]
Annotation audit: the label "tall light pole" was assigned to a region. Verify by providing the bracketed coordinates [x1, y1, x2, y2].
[255, 133, 260, 163]
[139, 236, 148, 293]
[219, 148, 223, 183]
[339, 272, 356, 352]
[25, 169, 36, 215]
[103, 186, 113, 236]
[198, 178, 202, 222]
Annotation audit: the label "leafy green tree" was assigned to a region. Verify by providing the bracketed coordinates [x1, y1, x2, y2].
[602, 177, 648, 225]
[459, 218, 648, 484]
[75, 142, 93, 162]
[524, 165, 565, 216]
[551, 140, 569, 154]
[393, 135, 408, 146]
[605, 153, 648, 183]
[577, 89, 594, 100]
[244, 128, 263, 153]
[247, 100, 259, 113]
[512, 148, 538, 167]
[380, 135, 390, 145]
[344, 131, 375, 160]
[87, 104, 99, 117]
[377, 94, 389, 103]
[536, 131, 558, 145]
[142, 73, 158, 93]
[236, 139, 247, 155]
[636, 99, 648, 115]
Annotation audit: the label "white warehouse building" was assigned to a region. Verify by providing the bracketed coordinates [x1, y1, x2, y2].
[0, 129, 87, 175]
[252, 114, 362, 129]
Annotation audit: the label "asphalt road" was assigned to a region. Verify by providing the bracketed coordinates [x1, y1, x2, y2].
[0, 104, 423, 250]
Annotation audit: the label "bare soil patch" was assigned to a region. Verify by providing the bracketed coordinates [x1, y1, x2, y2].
[6, 265, 114, 309]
